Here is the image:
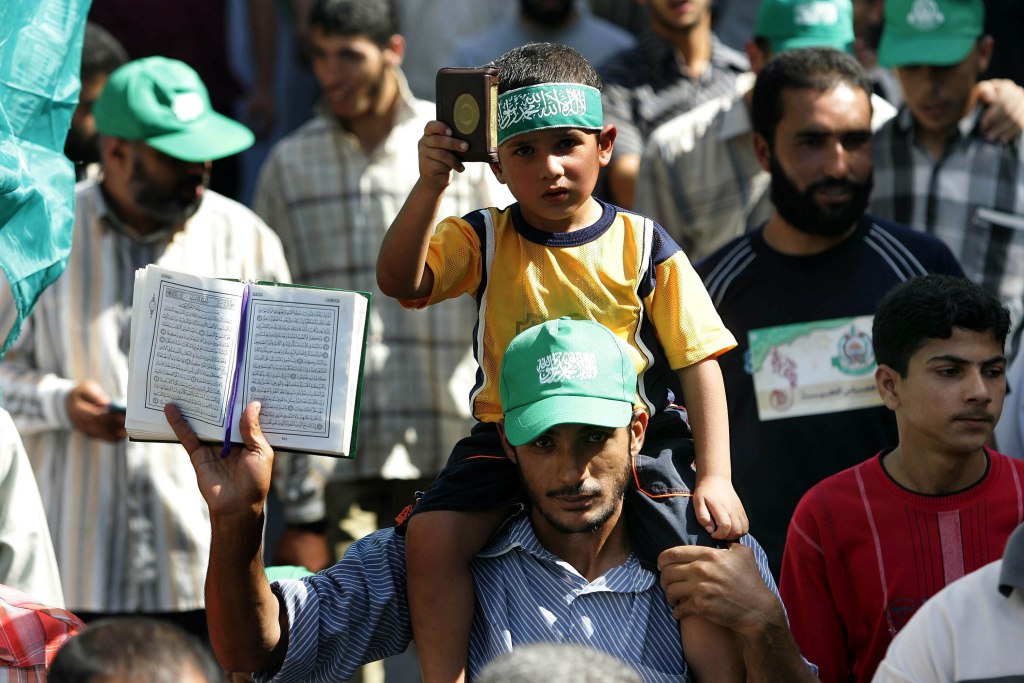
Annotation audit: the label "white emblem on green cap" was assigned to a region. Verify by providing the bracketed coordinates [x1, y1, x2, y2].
[907, 0, 945, 31]
[172, 93, 204, 122]
[794, 2, 840, 26]
[537, 351, 599, 384]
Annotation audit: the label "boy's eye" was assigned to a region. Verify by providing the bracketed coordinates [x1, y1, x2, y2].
[513, 145, 533, 157]
[531, 436, 554, 448]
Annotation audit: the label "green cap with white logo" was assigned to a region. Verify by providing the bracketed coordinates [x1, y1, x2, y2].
[499, 317, 637, 447]
[878, 0, 984, 67]
[755, 0, 854, 54]
[93, 56, 255, 162]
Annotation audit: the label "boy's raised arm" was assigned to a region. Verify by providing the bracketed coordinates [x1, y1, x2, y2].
[164, 402, 289, 674]
[377, 120, 471, 300]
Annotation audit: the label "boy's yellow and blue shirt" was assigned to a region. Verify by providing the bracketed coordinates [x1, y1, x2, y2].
[401, 199, 736, 423]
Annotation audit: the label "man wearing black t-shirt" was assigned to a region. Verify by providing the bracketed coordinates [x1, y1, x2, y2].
[696, 48, 964, 576]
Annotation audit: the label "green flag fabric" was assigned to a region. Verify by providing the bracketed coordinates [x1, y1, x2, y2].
[0, 0, 90, 354]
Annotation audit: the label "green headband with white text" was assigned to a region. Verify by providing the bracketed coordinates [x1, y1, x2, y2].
[497, 83, 603, 145]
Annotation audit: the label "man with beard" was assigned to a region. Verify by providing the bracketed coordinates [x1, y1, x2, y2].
[170, 317, 818, 682]
[780, 274, 1024, 683]
[63, 22, 127, 182]
[0, 56, 327, 638]
[695, 47, 964, 576]
[443, 0, 635, 76]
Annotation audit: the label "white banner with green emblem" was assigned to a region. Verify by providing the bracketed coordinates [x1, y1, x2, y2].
[749, 314, 883, 421]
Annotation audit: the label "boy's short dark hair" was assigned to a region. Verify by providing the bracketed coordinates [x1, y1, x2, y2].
[47, 617, 223, 683]
[751, 46, 872, 147]
[492, 42, 603, 95]
[81, 22, 128, 82]
[872, 274, 1010, 377]
[308, 0, 397, 47]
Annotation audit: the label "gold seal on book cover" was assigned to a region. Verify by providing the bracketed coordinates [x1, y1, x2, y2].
[453, 93, 480, 135]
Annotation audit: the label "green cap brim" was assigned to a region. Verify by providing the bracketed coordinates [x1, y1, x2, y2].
[878, 34, 975, 67]
[771, 35, 854, 53]
[145, 111, 255, 162]
[503, 395, 633, 447]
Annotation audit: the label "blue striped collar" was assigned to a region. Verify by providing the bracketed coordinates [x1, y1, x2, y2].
[478, 513, 657, 594]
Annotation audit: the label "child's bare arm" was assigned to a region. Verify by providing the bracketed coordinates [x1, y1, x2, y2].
[406, 508, 510, 683]
[680, 616, 745, 682]
[376, 120, 469, 300]
[676, 359, 748, 540]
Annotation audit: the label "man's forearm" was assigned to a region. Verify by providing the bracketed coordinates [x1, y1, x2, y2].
[740, 620, 818, 683]
[208, 511, 289, 674]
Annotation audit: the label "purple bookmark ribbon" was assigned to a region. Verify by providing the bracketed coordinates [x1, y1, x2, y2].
[219, 283, 251, 459]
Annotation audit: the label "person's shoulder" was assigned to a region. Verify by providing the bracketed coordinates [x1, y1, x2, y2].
[694, 229, 758, 276]
[195, 191, 275, 233]
[990, 448, 1024, 472]
[578, 12, 636, 47]
[862, 214, 961, 267]
[272, 115, 332, 151]
[597, 39, 651, 84]
[262, 115, 333, 167]
[646, 81, 750, 155]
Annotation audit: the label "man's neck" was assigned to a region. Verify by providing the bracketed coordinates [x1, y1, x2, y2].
[531, 507, 632, 581]
[339, 69, 402, 155]
[655, 15, 712, 78]
[882, 444, 989, 495]
[761, 213, 856, 256]
[520, 9, 579, 33]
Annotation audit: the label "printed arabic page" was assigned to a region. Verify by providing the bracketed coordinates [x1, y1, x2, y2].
[229, 283, 367, 456]
[126, 265, 245, 441]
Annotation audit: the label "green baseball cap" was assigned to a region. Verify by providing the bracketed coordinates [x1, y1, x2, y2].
[755, 0, 854, 53]
[499, 317, 637, 447]
[93, 56, 254, 162]
[878, 0, 984, 67]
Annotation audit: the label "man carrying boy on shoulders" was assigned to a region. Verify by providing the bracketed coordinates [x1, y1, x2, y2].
[378, 42, 749, 682]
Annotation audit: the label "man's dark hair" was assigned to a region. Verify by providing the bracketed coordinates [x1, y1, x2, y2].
[492, 42, 603, 94]
[47, 617, 224, 683]
[81, 22, 128, 83]
[751, 47, 872, 146]
[872, 274, 1010, 377]
[308, 0, 397, 47]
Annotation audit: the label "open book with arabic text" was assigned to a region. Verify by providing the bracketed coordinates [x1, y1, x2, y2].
[125, 264, 369, 457]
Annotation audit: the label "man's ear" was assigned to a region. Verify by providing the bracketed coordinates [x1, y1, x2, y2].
[630, 410, 648, 456]
[496, 421, 518, 463]
[384, 34, 405, 67]
[101, 137, 132, 179]
[975, 35, 995, 76]
[745, 40, 768, 73]
[875, 364, 901, 411]
[753, 132, 772, 172]
[597, 124, 616, 167]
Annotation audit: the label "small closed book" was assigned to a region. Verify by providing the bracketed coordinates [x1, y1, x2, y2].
[125, 264, 370, 458]
[436, 66, 499, 163]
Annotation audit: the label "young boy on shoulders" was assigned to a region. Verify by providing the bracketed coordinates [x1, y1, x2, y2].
[377, 42, 748, 683]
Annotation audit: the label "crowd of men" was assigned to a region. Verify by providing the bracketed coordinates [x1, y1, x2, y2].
[2, 0, 1024, 682]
